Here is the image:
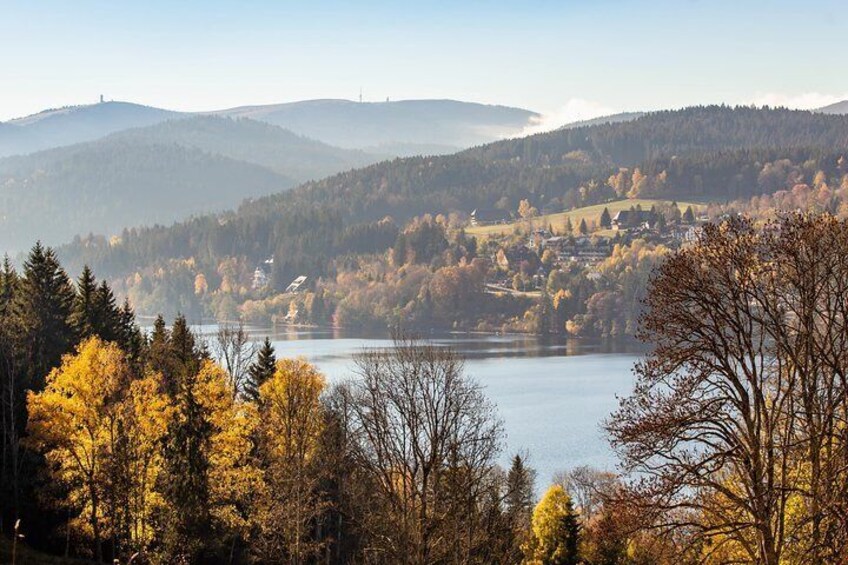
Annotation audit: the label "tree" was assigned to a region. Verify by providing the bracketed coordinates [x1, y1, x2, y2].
[212, 322, 258, 399]
[159, 361, 213, 562]
[578, 219, 588, 235]
[505, 454, 536, 562]
[681, 205, 695, 224]
[245, 338, 276, 403]
[159, 359, 259, 562]
[341, 336, 504, 563]
[27, 337, 132, 561]
[607, 215, 840, 565]
[13, 242, 75, 390]
[254, 359, 327, 562]
[519, 199, 539, 219]
[525, 485, 580, 565]
[599, 208, 612, 229]
[70, 266, 98, 340]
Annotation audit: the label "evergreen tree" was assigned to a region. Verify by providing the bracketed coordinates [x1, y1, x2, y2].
[13, 242, 75, 389]
[578, 219, 588, 235]
[682, 205, 696, 224]
[160, 368, 213, 562]
[505, 454, 536, 562]
[117, 298, 143, 364]
[599, 207, 612, 229]
[245, 337, 276, 402]
[93, 280, 120, 342]
[70, 265, 98, 340]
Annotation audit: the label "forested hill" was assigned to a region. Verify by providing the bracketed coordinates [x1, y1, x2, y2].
[476, 105, 848, 166]
[0, 139, 291, 252]
[105, 115, 381, 180]
[0, 116, 393, 252]
[0, 101, 178, 157]
[213, 98, 539, 153]
[59, 106, 848, 288]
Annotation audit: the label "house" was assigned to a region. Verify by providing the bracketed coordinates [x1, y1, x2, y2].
[284, 275, 308, 293]
[252, 267, 269, 290]
[470, 208, 511, 226]
[612, 209, 658, 230]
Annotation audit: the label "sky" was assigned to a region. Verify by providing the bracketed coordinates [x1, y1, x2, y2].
[1, 0, 847, 125]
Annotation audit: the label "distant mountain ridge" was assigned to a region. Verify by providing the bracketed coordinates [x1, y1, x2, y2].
[0, 98, 539, 159]
[818, 100, 848, 115]
[0, 101, 177, 156]
[213, 98, 540, 153]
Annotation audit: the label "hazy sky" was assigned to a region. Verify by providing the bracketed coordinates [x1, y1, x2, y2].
[2, 0, 847, 124]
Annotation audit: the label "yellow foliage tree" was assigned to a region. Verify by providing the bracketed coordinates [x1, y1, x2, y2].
[194, 360, 262, 544]
[254, 358, 327, 561]
[524, 485, 580, 565]
[27, 337, 132, 561]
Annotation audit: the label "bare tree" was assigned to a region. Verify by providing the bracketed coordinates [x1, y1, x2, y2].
[212, 322, 257, 399]
[608, 217, 799, 565]
[340, 335, 503, 564]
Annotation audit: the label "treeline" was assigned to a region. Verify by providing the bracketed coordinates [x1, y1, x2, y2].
[1, 244, 657, 565]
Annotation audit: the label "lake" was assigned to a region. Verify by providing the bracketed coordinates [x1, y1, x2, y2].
[199, 325, 642, 488]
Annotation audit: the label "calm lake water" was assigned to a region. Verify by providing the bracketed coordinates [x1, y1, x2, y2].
[197, 325, 642, 487]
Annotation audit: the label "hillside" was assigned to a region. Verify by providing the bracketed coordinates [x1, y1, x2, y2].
[819, 100, 848, 114]
[0, 138, 291, 252]
[58, 105, 848, 300]
[108, 115, 382, 180]
[0, 101, 177, 157]
[466, 199, 702, 238]
[213, 98, 539, 151]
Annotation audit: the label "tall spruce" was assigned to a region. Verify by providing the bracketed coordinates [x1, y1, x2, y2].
[70, 266, 98, 340]
[13, 242, 75, 389]
[245, 337, 276, 402]
[93, 280, 120, 342]
[505, 454, 536, 561]
[160, 367, 213, 562]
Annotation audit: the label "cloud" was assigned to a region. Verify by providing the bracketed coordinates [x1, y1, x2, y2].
[516, 98, 618, 137]
[752, 91, 848, 110]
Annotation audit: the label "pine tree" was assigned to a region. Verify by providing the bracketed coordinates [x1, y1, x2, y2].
[245, 337, 276, 402]
[599, 207, 612, 229]
[70, 265, 98, 340]
[578, 219, 588, 235]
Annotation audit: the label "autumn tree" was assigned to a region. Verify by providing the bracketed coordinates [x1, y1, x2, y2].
[27, 337, 133, 561]
[254, 359, 327, 563]
[607, 215, 848, 564]
[524, 484, 580, 565]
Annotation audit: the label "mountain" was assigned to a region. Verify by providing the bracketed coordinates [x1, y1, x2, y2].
[0, 137, 292, 253]
[58, 106, 848, 305]
[110, 115, 382, 180]
[0, 101, 178, 157]
[560, 111, 645, 129]
[818, 100, 848, 115]
[212, 99, 539, 152]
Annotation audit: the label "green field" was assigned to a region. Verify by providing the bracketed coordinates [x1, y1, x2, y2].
[466, 199, 703, 238]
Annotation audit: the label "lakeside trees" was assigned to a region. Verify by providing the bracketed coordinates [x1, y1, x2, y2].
[609, 213, 848, 563]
